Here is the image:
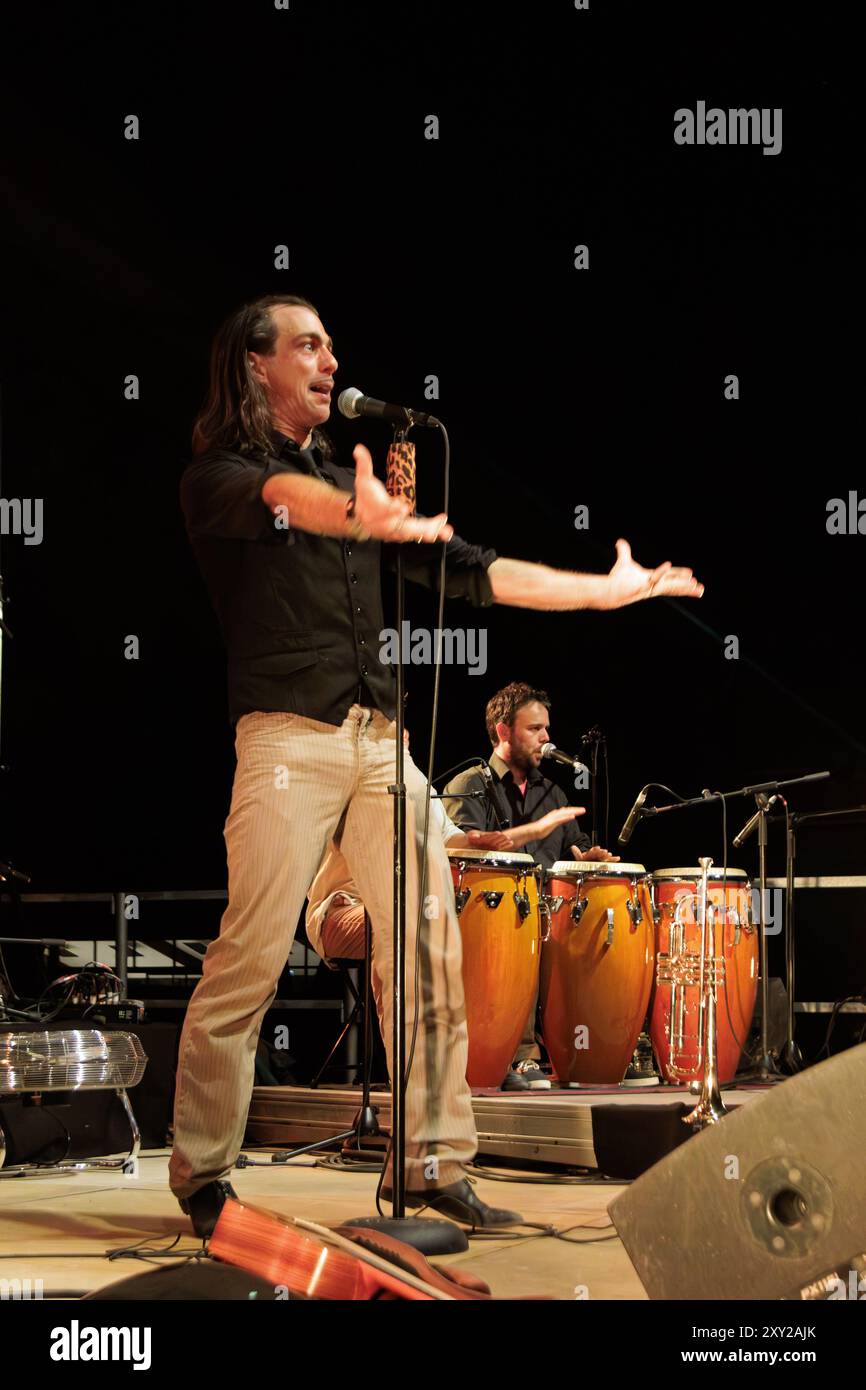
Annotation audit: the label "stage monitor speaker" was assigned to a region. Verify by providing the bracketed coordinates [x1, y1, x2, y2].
[609, 1043, 866, 1300]
[82, 1261, 306, 1299]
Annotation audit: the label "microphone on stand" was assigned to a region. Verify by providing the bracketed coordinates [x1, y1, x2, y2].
[732, 794, 778, 849]
[477, 761, 506, 830]
[618, 786, 650, 845]
[541, 742, 590, 778]
[338, 386, 440, 430]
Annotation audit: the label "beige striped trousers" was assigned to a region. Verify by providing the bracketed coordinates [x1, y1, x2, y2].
[168, 703, 476, 1199]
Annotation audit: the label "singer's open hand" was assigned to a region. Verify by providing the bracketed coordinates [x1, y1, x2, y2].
[572, 845, 620, 862]
[603, 539, 704, 609]
[352, 444, 453, 544]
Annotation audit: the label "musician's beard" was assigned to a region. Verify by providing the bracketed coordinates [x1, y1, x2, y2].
[509, 747, 538, 779]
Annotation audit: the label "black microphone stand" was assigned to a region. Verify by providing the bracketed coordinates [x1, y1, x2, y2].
[341, 423, 464, 1255]
[771, 805, 866, 1075]
[580, 727, 604, 846]
[476, 764, 506, 831]
[237, 908, 381, 1170]
[750, 791, 783, 1080]
[435, 758, 506, 830]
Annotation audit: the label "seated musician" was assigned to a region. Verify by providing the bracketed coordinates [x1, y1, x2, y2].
[305, 731, 582, 1050]
[442, 682, 620, 1091]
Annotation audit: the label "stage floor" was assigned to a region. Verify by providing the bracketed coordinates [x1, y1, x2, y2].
[0, 1149, 640, 1300]
[0, 1083, 768, 1300]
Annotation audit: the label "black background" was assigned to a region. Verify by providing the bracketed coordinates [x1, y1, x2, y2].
[0, 2, 862, 1001]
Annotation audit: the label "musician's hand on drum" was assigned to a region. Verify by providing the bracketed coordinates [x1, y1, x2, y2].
[463, 830, 514, 851]
[534, 806, 586, 839]
[573, 845, 621, 862]
[604, 539, 704, 609]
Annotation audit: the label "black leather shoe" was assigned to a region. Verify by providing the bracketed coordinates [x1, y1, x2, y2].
[380, 1178, 523, 1229]
[178, 1179, 238, 1239]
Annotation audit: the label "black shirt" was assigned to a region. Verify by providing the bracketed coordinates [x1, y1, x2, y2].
[180, 430, 498, 726]
[442, 751, 592, 869]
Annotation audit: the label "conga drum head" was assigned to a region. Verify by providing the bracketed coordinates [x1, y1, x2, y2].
[448, 850, 540, 1088]
[446, 848, 535, 867]
[549, 861, 648, 878]
[651, 866, 748, 882]
[649, 866, 757, 1085]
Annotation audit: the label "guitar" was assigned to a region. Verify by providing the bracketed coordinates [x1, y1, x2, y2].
[209, 1199, 499, 1301]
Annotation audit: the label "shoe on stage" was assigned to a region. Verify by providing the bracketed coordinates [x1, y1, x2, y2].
[178, 1179, 238, 1239]
[501, 1061, 552, 1091]
[380, 1178, 523, 1229]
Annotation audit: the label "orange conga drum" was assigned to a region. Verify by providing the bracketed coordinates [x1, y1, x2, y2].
[447, 848, 540, 1088]
[539, 862, 655, 1085]
[649, 867, 758, 1085]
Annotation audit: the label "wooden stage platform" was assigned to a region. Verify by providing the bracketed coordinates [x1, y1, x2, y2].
[247, 1080, 764, 1168]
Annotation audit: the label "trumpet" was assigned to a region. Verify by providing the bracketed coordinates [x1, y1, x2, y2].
[655, 856, 728, 1128]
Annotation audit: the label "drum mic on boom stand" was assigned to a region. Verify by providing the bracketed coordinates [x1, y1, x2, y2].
[618, 787, 651, 845]
[477, 762, 506, 830]
[732, 794, 778, 848]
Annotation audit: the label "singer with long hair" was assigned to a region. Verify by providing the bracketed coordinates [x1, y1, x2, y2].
[170, 293, 704, 1236]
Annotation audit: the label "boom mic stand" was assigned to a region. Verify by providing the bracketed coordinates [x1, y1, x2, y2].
[733, 790, 784, 1080]
[433, 757, 506, 831]
[769, 805, 866, 1075]
[580, 727, 604, 846]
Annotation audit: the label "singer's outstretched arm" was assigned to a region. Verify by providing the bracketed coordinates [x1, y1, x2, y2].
[261, 445, 703, 605]
[487, 543, 703, 611]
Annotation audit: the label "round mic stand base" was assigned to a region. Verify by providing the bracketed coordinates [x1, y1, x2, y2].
[779, 1039, 805, 1074]
[341, 1213, 469, 1256]
[740, 1051, 786, 1083]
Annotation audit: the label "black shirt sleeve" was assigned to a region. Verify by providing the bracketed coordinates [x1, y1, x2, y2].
[387, 531, 498, 608]
[180, 453, 305, 543]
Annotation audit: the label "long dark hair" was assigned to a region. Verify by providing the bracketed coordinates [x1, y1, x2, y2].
[191, 294, 334, 459]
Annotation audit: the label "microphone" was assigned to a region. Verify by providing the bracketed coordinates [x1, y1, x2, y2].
[338, 386, 440, 430]
[477, 761, 506, 830]
[618, 786, 650, 845]
[732, 794, 778, 849]
[540, 743, 590, 778]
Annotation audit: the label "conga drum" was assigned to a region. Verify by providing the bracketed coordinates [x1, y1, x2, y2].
[446, 848, 540, 1088]
[649, 867, 758, 1085]
[539, 862, 655, 1085]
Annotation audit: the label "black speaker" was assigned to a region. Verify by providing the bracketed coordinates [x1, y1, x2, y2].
[82, 1261, 305, 1299]
[609, 1043, 866, 1300]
